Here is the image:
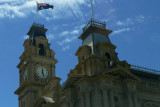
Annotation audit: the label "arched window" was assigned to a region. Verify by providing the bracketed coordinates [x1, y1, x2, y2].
[105, 52, 111, 60]
[39, 44, 44, 56]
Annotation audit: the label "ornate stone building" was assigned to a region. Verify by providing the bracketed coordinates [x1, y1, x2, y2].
[15, 20, 160, 107]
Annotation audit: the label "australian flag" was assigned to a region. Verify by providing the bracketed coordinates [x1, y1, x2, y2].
[37, 3, 54, 10]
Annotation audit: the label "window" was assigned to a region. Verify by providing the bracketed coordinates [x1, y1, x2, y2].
[114, 96, 119, 102]
[105, 52, 111, 59]
[39, 44, 44, 56]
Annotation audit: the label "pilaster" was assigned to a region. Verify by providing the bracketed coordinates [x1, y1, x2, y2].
[94, 89, 101, 107]
[124, 79, 138, 107]
[109, 88, 115, 107]
[127, 91, 134, 107]
[80, 92, 85, 107]
[133, 92, 139, 107]
[85, 90, 91, 107]
[101, 88, 109, 107]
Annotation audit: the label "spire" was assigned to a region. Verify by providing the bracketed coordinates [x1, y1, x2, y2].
[90, 0, 94, 20]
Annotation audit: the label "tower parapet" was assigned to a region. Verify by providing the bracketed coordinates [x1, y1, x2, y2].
[27, 23, 47, 39]
[82, 19, 106, 32]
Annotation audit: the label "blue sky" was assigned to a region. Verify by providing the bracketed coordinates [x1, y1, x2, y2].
[0, 0, 160, 106]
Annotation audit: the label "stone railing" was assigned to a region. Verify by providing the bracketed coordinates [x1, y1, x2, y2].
[32, 22, 44, 28]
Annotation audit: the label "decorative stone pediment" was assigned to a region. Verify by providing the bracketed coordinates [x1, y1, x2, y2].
[69, 68, 83, 76]
[105, 67, 140, 81]
[97, 41, 116, 50]
[75, 45, 91, 56]
[75, 45, 91, 62]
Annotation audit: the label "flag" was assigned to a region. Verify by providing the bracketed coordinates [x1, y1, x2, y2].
[37, 3, 53, 10]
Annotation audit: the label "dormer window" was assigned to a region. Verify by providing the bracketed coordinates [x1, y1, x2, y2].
[39, 44, 44, 56]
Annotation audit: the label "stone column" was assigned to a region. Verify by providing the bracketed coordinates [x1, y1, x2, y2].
[109, 89, 115, 107]
[133, 93, 139, 107]
[66, 94, 72, 107]
[94, 90, 98, 107]
[70, 102, 74, 107]
[65, 102, 70, 107]
[102, 88, 109, 107]
[85, 91, 91, 107]
[30, 63, 34, 81]
[80, 93, 85, 107]
[127, 92, 133, 107]
[124, 80, 137, 107]
[94, 89, 102, 107]
[51, 65, 55, 77]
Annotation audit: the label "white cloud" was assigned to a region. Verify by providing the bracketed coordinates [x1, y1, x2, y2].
[116, 18, 134, 26]
[116, 15, 145, 26]
[62, 45, 70, 51]
[0, 1, 35, 18]
[47, 34, 55, 41]
[0, 0, 14, 2]
[0, 0, 88, 20]
[112, 28, 130, 35]
[59, 31, 70, 37]
[136, 15, 145, 22]
[23, 35, 29, 39]
[59, 29, 79, 37]
[57, 36, 77, 46]
[71, 29, 79, 35]
[57, 27, 80, 46]
[116, 21, 124, 26]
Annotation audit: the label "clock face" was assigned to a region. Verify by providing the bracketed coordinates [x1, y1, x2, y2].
[23, 69, 27, 80]
[36, 66, 48, 78]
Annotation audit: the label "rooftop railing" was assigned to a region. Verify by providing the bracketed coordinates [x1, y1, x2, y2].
[82, 19, 106, 32]
[130, 65, 160, 75]
[32, 22, 44, 28]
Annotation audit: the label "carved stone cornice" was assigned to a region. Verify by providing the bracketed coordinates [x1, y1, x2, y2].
[14, 81, 45, 95]
[104, 67, 141, 81]
[137, 87, 160, 95]
[17, 54, 57, 69]
[78, 25, 112, 40]
[96, 41, 116, 50]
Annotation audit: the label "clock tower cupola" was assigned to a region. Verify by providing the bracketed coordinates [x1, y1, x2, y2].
[15, 23, 59, 107]
[70, 19, 119, 76]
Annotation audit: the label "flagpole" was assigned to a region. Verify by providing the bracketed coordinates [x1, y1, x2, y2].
[36, 1, 38, 24]
[90, 0, 94, 21]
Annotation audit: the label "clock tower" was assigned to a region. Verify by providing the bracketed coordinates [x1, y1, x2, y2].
[14, 23, 58, 107]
